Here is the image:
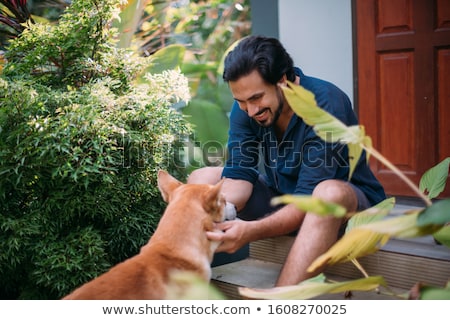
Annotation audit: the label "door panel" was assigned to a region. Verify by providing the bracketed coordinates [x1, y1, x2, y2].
[438, 50, 450, 160]
[379, 52, 416, 172]
[377, 0, 413, 33]
[355, 0, 450, 199]
[438, 49, 450, 196]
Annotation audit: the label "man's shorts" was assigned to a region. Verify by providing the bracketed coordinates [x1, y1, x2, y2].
[237, 175, 371, 223]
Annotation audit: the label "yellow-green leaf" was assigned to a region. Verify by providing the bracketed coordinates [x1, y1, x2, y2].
[239, 276, 386, 300]
[309, 208, 442, 273]
[281, 82, 366, 145]
[433, 225, 450, 248]
[271, 195, 347, 217]
[307, 228, 390, 272]
[217, 38, 242, 76]
[362, 134, 373, 163]
[346, 197, 395, 232]
[360, 210, 441, 238]
[165, 270, 226, 300]
[281, 82, 367, 179]
[347, 142, 362, 180]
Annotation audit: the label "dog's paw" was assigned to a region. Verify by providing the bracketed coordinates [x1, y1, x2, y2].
[224, 202, 237, 220]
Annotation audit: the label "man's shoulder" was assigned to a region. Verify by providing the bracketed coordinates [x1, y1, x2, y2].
[295, 67, 355, 122]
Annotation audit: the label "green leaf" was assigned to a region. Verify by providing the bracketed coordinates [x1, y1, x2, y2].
[419, 157, 450, 199]
[360, 210, 440, 238]
[417, 199, 450, 227]
[180, 62, 218, 75]
[114, 0, 149, 48]
[417, 282, 450, 300]
[346, 197, 396, 232]
[182, 98, 229, 146]
[308, 209, 440, 273]
[433, 225, 450, 248]
[139, 44, 186, 76]
[281, 82, 367, 179]
[239, 276, 386, 300]
[271, 195, 347, 217]
[305, 273, 327, 283]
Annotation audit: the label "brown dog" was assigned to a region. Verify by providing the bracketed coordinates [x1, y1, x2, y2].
[62, 170, 226, 299]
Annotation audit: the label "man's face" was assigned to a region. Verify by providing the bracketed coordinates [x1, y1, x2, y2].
[229, 70, 284, 127]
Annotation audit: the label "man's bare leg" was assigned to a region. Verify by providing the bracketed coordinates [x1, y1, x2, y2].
[275, 180, 358, 286]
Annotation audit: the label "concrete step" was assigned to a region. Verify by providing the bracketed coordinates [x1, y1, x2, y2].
[211, 258, 406, 300]
[211, 235, 450, 299]
[211, 202, 450, 299]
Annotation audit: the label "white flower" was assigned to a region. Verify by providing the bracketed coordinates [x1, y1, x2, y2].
[143, 68, 191, 107]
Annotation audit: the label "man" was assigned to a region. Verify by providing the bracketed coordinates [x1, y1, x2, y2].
[187, 35, 386, 286]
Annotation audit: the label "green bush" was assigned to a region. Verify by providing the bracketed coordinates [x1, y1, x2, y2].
[0, 0, 191, 299]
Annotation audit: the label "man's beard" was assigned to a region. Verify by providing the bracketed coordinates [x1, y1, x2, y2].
[257, 89, 284, 128]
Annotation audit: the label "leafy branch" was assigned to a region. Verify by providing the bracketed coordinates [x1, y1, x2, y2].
[281, 81, 433, 206]
[239, 82, 450, 300]
[0, 0, 34, 36]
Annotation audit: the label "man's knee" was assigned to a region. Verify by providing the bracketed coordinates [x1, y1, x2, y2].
[187, 166, 223, 184]
[312, 180, 357, 212]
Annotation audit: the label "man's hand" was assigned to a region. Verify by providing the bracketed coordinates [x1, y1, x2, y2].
[208, 203, 304, 256]
[207, 219, 250, 253]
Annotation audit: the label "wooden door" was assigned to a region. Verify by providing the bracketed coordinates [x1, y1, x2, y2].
[355, 0, 450, 199]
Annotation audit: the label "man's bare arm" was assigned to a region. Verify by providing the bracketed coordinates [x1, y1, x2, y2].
[221, 178, 253, 212]
[245, 203, 305, 241]
[209, 203, 305, 253]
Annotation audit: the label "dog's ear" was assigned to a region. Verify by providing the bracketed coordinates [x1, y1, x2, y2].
[157, 170, 183, 202]
[203, 178, 225, 213]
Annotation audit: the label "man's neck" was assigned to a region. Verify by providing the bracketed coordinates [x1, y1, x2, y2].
[274, 106, 294, 142]
[274, 75, 300, 141]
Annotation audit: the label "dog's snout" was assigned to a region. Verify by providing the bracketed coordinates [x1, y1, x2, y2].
[224, 202, 237, 221]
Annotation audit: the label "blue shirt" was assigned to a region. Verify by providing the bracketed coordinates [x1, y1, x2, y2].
[221, 67, 386, 206]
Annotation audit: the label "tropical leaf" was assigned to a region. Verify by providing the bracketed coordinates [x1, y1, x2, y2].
[271, 195, 347, 218]
[181, 61, 218, 75]
[416, 199, 450, 227]
[114, 0, 149, 48]
[433, 225, 450, 248]
[217, 37, 242, 76]
[307, 228, 390, 272]
[281, 82, 431, 204]
[308, 209, 443, 273]
[165, 270, 226, 300]
[359, 210, 441, 238]
[372, 196, 397, 211]
[281, 82, 367, 179]
[138, 44, 186, 78]
[347, 142, 363, 180]
[181, 98, 230, 146]
[346, 197, 396, 232]
[411, 281, 450, 300]
[239, 276, 386, 300]
[419, 157, 450, 200]
[281, 82, 366, 145]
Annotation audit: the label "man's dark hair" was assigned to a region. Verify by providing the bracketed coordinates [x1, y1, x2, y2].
[223, 35, 296, 85]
